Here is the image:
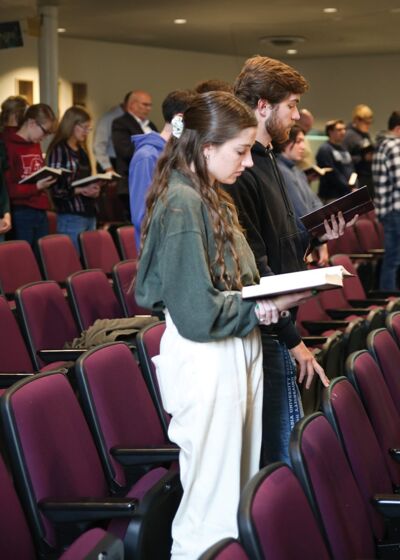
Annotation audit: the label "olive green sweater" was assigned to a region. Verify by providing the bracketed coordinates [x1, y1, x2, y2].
[135, 171, 260, 342]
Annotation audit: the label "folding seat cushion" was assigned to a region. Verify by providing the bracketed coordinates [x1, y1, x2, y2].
[238, 463, 330, 560]
[0, 437, 124, 559]
[79, 229, 120, 275]
[112, 259, 151, 317]
[322, 377, 393, 540]
[115, 225, 137, 260]
[386, 311, 400, 346]
[346, 350, 400, 488]
[367, 328, 400, 416]
[0, 240, 41, 306]
[66, 269, 124, 331]
[15, 281, 81, 370]
[37, 234, 82, 284]
[75, 341, 178, 487]
[136, 321, 170, 437]
[290, 413, 376, 559]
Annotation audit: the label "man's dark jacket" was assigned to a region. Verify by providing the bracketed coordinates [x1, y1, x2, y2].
[111, 112, 158, 194]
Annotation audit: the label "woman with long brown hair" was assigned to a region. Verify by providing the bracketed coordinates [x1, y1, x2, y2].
[47, 106, 100, 251]
[135, 91, 312, 559]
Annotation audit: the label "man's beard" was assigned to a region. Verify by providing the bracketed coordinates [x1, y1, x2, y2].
[265, 107, 291, 144]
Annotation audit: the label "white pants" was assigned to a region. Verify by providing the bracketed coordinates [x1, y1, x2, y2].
[152, 312, 263, 560]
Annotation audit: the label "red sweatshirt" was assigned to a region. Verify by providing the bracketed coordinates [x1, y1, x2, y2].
[4, 130, 50, 210]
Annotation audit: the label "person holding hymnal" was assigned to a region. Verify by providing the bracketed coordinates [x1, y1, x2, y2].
[135, 92, 319, 560]
[3, 103, 57, 246]
[47, 106, 101, 252]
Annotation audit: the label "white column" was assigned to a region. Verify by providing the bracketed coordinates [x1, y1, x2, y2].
[38, 4, 59, 115]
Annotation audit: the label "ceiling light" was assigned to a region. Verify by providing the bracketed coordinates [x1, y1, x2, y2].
[287, 49, 297, 55]
[259, 35, 305, 47]
[323, 8, 338, 13]
[57, 28, 66, 33]
[174, 19, 187, 25]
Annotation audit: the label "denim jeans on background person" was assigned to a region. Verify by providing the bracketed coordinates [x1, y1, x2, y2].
[57, 213, 96, 253]
[261, 332, 303, 466]
[379, 210, 400, 291]
[12, 206, 49, 247]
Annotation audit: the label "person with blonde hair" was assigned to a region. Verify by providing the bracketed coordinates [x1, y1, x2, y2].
[4, 103, 57, 245]
[135, 91, 315, 559]
[47, 106, 101, 250]
[343, 103, 375, 195]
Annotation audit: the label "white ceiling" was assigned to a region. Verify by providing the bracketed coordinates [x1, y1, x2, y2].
[2, 0, 400, 59]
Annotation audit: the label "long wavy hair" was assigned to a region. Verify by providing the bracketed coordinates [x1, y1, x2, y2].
[46, 105, 91, 155]
[140, 91, 257, 290]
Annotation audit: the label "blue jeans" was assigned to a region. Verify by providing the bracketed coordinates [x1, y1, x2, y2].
[379, 211, 400, 290]
[261, 333, 303, 466]
[12, 206, 49, 247]
[57, 213, 96, 253]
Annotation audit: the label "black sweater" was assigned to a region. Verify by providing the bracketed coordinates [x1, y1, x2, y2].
[226, 141, 310, 349]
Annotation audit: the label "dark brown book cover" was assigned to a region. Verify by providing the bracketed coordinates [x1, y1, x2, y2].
[300, 186, 374, 237]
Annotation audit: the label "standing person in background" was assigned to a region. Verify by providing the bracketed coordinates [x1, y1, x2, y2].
[372, 110, 400, 290]
[0, 95, 29, 142]
[135, 91, 316, 559]
[194, 79, 233, 94]
[0, 139, 11, 241]
[129, 89, 193, 249]
[275, 125, 328, 266]
[343, 104, 375, 196]
[297, 108, 315, 171]
[4, 103, 57, 246]
[92, 93, 129, 173]
[316, 119, 356, 203]
[47, 106, 101, 252]
[112, 90, 158, 219]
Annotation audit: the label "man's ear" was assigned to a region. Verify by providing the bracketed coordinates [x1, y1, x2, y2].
[257, 98, 271, 118]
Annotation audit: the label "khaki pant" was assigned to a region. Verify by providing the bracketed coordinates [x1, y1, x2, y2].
[152, 312, 263, 559]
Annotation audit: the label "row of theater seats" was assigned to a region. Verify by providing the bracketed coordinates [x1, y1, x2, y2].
[0, 334, 182, 558]
[200, 310, 400, 559]
[3, 308, 399, 559]
[0, 226, 137, 307]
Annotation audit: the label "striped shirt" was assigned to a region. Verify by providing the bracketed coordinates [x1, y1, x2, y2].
[372, 135, 400, 219]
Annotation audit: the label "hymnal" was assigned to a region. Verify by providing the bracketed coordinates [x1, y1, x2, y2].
[242, 266, 351, 300]
[18, 166, 71, 184]
[300, 186, 374, 237]
[303, 165, 333, 177]
[71, 171, 120, 188]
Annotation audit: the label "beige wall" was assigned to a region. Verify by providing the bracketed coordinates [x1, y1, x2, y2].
[0, 35, 399, 136]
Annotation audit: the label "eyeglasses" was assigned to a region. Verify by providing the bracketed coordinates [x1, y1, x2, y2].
[77, 123, 93, 133]
[36, 122, 52, 136]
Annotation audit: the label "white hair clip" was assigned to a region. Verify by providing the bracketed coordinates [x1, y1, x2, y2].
[171, 113, 184, 139]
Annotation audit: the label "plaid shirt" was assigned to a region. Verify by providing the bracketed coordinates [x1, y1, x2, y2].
[372, 135, 400, 219]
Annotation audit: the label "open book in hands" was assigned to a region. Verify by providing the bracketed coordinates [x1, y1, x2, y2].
[71, 171, 121, 188]
[242, 265, 352, 300]
[303, 165, 333, 178]
[18, 166, 71, 184]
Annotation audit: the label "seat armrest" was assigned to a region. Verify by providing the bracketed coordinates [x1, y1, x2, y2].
[345, 253, 375, 260]
[39, 496, 138, 522]
[368, 290, 400, 298]
[373, 494, 400, 518]
[348, 298, 387, 307]
[367, 248, 384, 256]
[301, 336, 327, 347]
[0, 372, 35, 388]
[111, 446, 180, 466]
[302, 320, 348, 335]
[326, 308, 369, 319]
[38, 349, 87, 363]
